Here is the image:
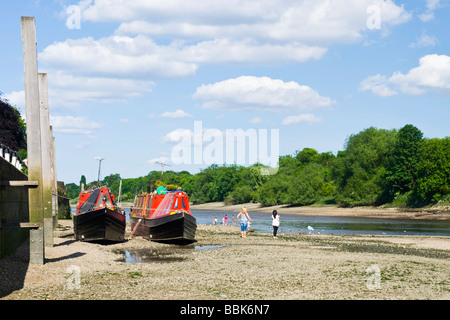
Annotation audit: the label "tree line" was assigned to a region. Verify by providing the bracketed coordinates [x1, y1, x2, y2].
[67, 124, 450, 208]
[0, 95, 27, 160]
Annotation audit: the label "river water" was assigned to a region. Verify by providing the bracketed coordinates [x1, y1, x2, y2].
[73, 207, 450, 237]
[190, 209, 450, 237]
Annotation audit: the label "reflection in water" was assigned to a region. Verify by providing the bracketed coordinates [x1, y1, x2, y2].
[117, 244, 228, 263]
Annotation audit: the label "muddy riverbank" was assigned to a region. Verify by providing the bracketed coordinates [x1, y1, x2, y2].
[1, 220, 449, 300]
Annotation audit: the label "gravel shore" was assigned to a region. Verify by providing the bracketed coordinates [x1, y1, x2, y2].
[1, 220, 449, 300]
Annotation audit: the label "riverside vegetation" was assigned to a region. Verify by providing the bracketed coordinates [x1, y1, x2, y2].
[1, 95, 448, 210]
[67, 124, 450, 210]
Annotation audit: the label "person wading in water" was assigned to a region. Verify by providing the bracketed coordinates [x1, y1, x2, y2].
[237, 207, 252, 238]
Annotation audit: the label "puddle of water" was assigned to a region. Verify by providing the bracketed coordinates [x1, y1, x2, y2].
[194, 244, 228, 250]
[117, 248, 186, 263]
[116, 244, 228, 263]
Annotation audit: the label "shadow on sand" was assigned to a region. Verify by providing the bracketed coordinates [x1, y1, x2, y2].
[0, 238, 30, 298]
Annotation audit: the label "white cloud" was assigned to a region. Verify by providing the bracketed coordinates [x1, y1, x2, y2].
[32, 0, 414, 108]
[2, 91, 25, 109]
[159, 109, 192, 118]
[425, 0, 440, 11]
[389, 54, 450, 94]
[360, 54, 450, 96]
[163, 128, 193, 144]
[149, 109, 192, 119]
[39, 36, 198, 79]
[148, 156, 172, 165]
[5, 72, 155, 110]
[178, 38, 327, 64]
[419, 0, 440, 22]
[249, 117, 262, 124]
[50, 115, 103, 135]
[41, 0, 410, 106]
[282, 113, 322, 125]
[80, 0, 411, 44]
[409, 33, 438, 48]
[193, 76, 333, 112]
[48, 71, 154, 107]
[359, 74, 398, 97]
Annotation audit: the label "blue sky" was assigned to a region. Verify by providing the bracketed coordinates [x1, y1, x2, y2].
[1, 0, 449, 185]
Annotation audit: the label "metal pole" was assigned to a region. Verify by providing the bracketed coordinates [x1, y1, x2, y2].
[21, 16, 44, 264]
[95, 157, 104, 185]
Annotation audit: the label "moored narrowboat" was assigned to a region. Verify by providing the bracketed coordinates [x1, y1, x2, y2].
[129, 188, 197, 245]
[73, 186, 126, 242]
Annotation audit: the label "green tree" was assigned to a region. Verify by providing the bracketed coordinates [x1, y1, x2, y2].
[288, 163, 329, 205]
[80, 175, 87, 188]
[0, 95, 27, 152]
[384, 124, 423, 200]
[295, 148, 319, 167]
[410, 137, 450, 204]
[332, 127, 397, 206]
[66, 183, 80, 200]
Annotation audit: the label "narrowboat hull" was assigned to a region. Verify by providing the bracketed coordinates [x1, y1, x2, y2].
[73, 207, 126, 242]
[130, 211, 197, 245]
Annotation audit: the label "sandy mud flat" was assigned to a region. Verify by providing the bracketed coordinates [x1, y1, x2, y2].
[1, 219, 449, 300]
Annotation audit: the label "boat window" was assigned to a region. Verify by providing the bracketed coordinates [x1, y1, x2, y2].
[106, 191, 113, 207]
[154, 194, 176, 217]
[164, 197, 174, 213]
[94, 192, 103, 208]
[182, 198, 186, 209]
[174, 197, 179, 209]
[94, 189, 113, 208]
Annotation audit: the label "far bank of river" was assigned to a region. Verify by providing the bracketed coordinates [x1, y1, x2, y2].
[189, 202, 450, 220]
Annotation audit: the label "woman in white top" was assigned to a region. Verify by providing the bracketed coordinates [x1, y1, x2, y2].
[272, 210, 280, 238]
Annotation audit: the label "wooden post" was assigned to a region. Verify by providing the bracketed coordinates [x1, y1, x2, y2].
[38, 73, 53, 247]
[21, 16, 44, 264]
[50, 127, 59, 228]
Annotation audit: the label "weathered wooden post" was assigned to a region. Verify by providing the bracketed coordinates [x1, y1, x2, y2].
[21, 16, 45, 264]
[38, 73, 54, 247]
[50, 127, 59, 228]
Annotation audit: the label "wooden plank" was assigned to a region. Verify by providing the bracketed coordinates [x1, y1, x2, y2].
[129, 218, 142, 239]
[0, 222, 40, 229]
[0, 180, 39, 187]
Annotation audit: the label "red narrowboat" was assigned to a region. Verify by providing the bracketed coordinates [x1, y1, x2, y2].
[129, 189, 197, 245]
[73, 186, 126, 242]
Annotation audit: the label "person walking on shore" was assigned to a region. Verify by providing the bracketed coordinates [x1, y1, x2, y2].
[237, 207, 252, 238]
[272, 210, 280, 238]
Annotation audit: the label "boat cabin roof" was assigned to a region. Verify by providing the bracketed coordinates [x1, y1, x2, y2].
[152, 191, 191, 218]
[77, 187, 117, 214]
